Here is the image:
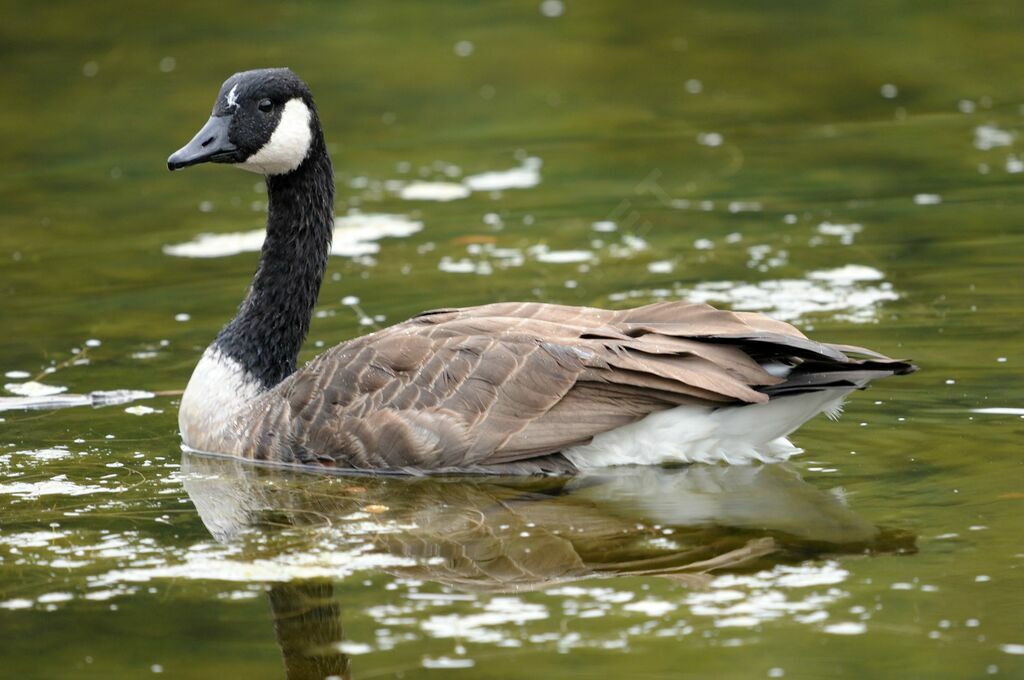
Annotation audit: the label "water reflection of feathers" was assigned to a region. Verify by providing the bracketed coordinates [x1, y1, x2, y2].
[181, 453, 914, 592]
[181, 454, 914, 680]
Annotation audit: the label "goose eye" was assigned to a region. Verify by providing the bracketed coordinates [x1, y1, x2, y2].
[258, 99, 273, 113]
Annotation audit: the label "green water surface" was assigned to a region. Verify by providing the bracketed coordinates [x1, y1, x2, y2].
[1, 2, 1022, 678]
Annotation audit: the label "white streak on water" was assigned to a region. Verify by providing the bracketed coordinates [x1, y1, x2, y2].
[807, 264, 885, 284]
[637, 265, 900, 324]
[4, 381, 66, 397]
[530, 246, 594, 264]
[163, 212, 423, 259]
[975, 124, 1014, 151]
[0, 476, 120, 499]
[0, 389, 154, 413]
[422, 657, 475, 669]
[823, 622, 867, 635]
[623, 599, 677, 617]
[386, 156, 543, 202]
[463, 157, 542, 191]
[125, 405, 161, 415]
[420, 597, 549, 644]
[817, 221, 862, 245]
[971, 407, 1024, 416]
[685, 561, 851, 629]
[93, 551, 419, 586]
[398, 181, 471, 202]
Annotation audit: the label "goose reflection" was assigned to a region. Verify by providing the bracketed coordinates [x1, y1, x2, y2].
[180, 454, 914, 679]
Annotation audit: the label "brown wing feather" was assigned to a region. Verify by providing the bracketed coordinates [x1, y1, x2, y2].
[241, 301, 912, 471]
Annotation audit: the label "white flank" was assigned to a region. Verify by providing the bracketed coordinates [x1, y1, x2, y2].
[563, 390, 852, 468]
[238, 98, 313, 175]
[178, 348, 262, 450]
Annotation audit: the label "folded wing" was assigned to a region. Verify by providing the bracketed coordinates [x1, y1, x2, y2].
[247, 301, 914, 471]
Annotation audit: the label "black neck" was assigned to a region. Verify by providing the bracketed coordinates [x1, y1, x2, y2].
[214, 128, 334, 389]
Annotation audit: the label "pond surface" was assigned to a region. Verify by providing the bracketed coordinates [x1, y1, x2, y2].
[2, 1, 1023, 678]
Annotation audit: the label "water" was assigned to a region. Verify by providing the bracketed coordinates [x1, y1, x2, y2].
[2, 1, 1023, 677]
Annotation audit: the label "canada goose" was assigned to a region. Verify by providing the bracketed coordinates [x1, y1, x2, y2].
[167, 68, 915, 474]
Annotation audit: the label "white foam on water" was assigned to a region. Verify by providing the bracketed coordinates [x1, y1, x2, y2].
[675, 265, 898, 324]
[163, 231, 264, 258]
[4, 381, 67, 397]
[685, 561, 851, 629]
[823, 622, 867, 635]
[335, 641, 374, 655]
[438, 257, 490, 275]
[0, 531, 68, 548]
[817, 221, 862, 245]
[19, 448, 72, 462]
[92, 550, 418, 586]
[970, 407, 1024, 416]
[163, 212, 423, 259]
[398, 181, 471, 202]
[422, 657, 475, 669]
[807, 264, 885, 284]
[975, 124, 1014, 151]
[0, 476, 121, 499]
[420, 597, 549, 645]
[623, 599, 677, 617]
[531, 246, 594, 264]
[463, 157, 542, 191]
[125, 405, 161, 416]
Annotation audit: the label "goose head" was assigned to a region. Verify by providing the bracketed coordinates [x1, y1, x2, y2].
[167, 68, 319, 176]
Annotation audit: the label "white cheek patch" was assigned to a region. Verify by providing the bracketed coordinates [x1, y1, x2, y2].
[237, 98, 313, 176]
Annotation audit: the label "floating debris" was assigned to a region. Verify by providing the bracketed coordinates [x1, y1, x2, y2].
[0, 389, 155, 413]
